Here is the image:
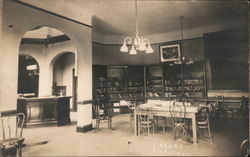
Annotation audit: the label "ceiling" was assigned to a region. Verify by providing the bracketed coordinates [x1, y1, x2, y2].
[20, 0, 248, 37]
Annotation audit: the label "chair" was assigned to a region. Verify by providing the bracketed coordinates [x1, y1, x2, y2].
[208, 95, 224, 120]
[240, 139, 249, 157]
[0, 113, 25, 157]
[169, 103, 189, 141]
[154, 116, 167, 132]
[147, 99, 167, 132]
[136, 107, 154, 136]
[95, 100, 113, 130]
[127, 100, 136, 132]
[196, 106, 212, 144]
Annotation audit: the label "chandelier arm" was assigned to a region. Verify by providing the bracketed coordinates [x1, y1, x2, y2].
[124, 37, 133, 44]
[143, 38, 150, 45]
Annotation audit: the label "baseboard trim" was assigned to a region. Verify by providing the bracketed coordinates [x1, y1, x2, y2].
[76, 124, 93, 133]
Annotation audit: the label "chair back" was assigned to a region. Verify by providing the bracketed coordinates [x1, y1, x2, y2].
[197, 107, 209, 122]
[127, 100, 136, 115]
[95, 99, 112, 118]
[0, 113, 25, 141]
[215, 95, 224, 110]
[169, 103, 186, 125]
[136, 107, 153, 124]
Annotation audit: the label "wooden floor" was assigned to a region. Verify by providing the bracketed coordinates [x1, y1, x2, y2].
[21, 113, 248, 156]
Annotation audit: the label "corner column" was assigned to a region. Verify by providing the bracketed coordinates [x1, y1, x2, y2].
[76, 32, 93, 132]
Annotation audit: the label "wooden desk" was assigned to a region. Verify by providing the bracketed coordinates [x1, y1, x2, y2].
[17, 96, 71, 126]
[134, 103, 200, 144]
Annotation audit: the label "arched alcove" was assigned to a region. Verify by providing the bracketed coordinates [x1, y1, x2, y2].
[19, 26, 78, 111]
[51, 52, 77, 111]
[17, 54, 39, 97]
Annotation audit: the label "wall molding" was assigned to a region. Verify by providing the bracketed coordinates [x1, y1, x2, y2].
[21, 35, 70, 44]
[92, 37, 204, 46]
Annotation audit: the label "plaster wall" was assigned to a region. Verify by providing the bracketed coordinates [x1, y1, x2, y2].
[93, 38, 204, 65]
[92, 18, 247, 45]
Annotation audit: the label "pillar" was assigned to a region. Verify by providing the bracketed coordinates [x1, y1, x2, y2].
[76, 35, 93, 132]
[38, 63, 51, 97]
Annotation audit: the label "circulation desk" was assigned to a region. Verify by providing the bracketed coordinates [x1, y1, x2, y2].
[17, 96, 71, 126]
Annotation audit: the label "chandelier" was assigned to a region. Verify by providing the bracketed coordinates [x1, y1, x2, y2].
[120, 0, 153, 55]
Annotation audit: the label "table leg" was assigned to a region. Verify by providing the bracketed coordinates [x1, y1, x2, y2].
[192, 114, 197, 144]
[134, 109, 137, 136]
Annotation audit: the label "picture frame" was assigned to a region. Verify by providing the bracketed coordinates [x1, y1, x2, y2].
[160, 44, 181, 62]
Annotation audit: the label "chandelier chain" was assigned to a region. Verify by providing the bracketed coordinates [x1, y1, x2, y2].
[179, 16, 184, 41]
[135, 0, 139, 36]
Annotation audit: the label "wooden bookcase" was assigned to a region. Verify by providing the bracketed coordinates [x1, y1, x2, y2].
[145, 66, 164, 98]
[93, 62, 207, 108]
[163, 61, 207, 98]
[126, 65, 144, 99]
[106, 66, 127, 100]
[93, 65, 107, 100]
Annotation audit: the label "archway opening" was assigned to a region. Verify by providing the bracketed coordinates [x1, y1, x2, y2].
[19, 26, 77, 113]
[52, 52, 76, 111]
[17, 54, 39, 97]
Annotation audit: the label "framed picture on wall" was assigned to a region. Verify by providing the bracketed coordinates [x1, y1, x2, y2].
[160, 44, 181, 62]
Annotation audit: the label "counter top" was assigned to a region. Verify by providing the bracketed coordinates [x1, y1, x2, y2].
[17, 96, 72, 100]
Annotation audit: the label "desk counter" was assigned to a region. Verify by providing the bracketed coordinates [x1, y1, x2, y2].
[17, 96, 71, 126]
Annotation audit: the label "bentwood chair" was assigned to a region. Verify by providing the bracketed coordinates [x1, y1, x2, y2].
[0, 113, 25, 157]
[136, 107, 154, 136]
[208, 95, 224, 120]
[95, 100, 113, 130]
[169, 103, 189, 141]
[240, 139, 249, 157]
[127, 100, 136, 132]
[196, 106, 212, 144]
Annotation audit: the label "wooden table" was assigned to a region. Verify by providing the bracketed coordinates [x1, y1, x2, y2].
[134, 103, 200, 144]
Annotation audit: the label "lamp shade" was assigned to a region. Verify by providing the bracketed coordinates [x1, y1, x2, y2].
[120, 42, 128, 52]
[129, 45, 137, 55]
[146, 44, 153, 53]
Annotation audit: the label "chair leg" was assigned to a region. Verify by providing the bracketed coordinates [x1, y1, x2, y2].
[148, 124, 150, 136]
[153, 124, 155, 134]
[17, 143, 23, 157]
[96, 119, 99, 131]
[109, 119, 112, 129]
[173, 127, 176, 140]
[208, 125, 212, 144]
[138, 125, 140, 136]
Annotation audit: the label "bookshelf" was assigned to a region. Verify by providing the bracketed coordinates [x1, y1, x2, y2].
[107, 66, 127, 100]
[93, 62, 207, 106]
[145, 66, 164, 98]
[127, 66, 144, 99]
[163, 61, 206, 98]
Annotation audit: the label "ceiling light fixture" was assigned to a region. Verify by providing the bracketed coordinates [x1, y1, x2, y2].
[120, 0, 153, 55]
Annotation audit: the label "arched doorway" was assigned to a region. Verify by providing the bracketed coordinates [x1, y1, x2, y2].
[52, 52, 77, 111]
[17, 54, 39, 97]
[19, 26, 77, 112]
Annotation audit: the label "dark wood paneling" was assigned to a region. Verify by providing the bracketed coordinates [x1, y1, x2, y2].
[204, 28, 249, 90]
